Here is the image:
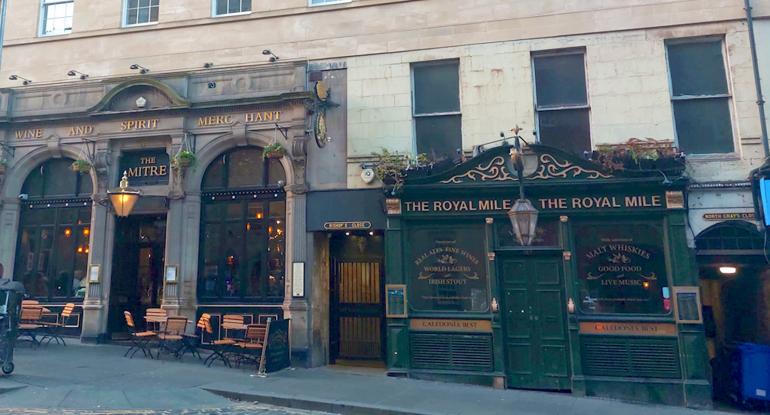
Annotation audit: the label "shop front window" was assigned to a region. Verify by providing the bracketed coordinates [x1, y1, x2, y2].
[14, 158, 92, 300]
[199, 147, 286, 302]
[407, 224, 488, 313]
[574, 222, 671, 315]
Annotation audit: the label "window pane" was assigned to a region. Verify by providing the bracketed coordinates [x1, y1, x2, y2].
[150, 5, 159, 22]
[537, 108, 591, 155]
[228, 0, 239, 13]
[223, 222, 243, 297]
[138, 7, 149, 23]
[668, 41, 728, 96]
[673, 98, 734, 154]
[245, 219, 266, 297]
[227, 148, 264, 188]
[128, 0, 138, 8]
[127, 8, 138, 25]
[242, 0, 251, 11]
[202, 155, 225, 190]
[413, 62, 460, 114]
[415, 115, 462, 161]
[200, 221, 222, 297]
[53, 226, 76, 297]
[43, 159, 77, 198]
[575, 222, 670, 315]
[267, 159, 285, 185]
[534, 53, 587, 108]
[78, 173, 93, 196]
[216, 0, 228, 15]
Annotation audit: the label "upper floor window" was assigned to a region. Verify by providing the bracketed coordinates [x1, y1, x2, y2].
[125, 0, 159, 26]
[666, 39, 734, 154]
[309, 0, 351, 6]
[533, 50, 591, 156]
[41, 0, 73, 36]
[214, 0, 251, 16]
[412, 60, 462, 161]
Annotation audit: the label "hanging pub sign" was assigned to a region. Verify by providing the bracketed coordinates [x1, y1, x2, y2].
[118, 150, 170, 186]
[574, 222, 670, 315]
[408, 225, 488, 313]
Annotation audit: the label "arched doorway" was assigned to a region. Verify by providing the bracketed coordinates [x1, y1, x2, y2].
[198, 146, 287, 304]
[14, 158, 93, 301]
[695, 220, 770, 401]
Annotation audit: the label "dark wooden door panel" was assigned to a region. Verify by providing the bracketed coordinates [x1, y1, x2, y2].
[500, 256, 570, 391]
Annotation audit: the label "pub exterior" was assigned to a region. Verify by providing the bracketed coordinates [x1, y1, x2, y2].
[384, 143, 711, 407]
[0, 62, 316, 352]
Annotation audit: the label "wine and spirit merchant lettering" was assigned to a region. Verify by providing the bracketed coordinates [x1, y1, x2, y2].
[404, 195, 662, 213]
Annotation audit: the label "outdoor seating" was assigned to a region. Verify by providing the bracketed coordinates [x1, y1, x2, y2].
[144, 308, 167, 331]
[221, 314, 246, 340]
[18, 306, 44, 348]
[123, 311, 156, 359]
[234, 323, 266, 367]
[200, 314, 236, 367]
[179, 314, 206, 360]
[155, 316, 188, 359]
[39, 303, 75, 346]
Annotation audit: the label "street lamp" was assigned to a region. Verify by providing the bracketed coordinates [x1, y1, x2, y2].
[107, 171, 141, 217]
[506, 127, 539, 246]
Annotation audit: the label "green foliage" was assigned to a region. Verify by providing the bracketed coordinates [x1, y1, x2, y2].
[71, 159, 92, 173]
[371, 149, 429, 193]
[263, 143, 286, 158]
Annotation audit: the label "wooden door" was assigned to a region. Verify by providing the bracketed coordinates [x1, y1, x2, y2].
[500, 256, 570, 390]
[331, 261, 384, 360]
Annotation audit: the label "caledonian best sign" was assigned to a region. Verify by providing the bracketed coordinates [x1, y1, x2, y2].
[403, 193, 668, 214]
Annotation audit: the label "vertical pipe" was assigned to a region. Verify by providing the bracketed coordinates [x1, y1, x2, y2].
[745, 0, 770, 158]
[0, 0, 7, 70]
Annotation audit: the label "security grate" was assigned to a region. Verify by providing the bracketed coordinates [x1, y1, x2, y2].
[581, 336, 681, 379]
[411, 333, 494, 372]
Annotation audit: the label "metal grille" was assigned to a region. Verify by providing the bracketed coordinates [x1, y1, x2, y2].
[411, 333, 494, 372]
[581, 336, 681, 379]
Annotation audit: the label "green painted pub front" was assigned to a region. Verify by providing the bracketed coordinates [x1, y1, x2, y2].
[384, 144, 711, 408]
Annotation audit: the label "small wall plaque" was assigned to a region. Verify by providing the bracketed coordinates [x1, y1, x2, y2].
[386, 284, 407, 318]
[673, 286, 703, 324]
[165, 265, 177, 284]
[292, 262, 305, 298]
[88, 265, 100, 283]
[666, 191, 685, 209]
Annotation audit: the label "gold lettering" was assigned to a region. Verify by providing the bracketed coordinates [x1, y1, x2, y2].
[158, 165, 167, 176]
[149, 166, 159, 176]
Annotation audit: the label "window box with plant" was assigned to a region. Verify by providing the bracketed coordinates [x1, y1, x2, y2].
[589, 138, 685, 175]
[263, 143, 286, 159]
[71, 159, 92, 174]
[173, 150, 196, 169]
[372, 149, 431, 194]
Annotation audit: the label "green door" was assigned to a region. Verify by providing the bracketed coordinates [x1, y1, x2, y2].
[500, 256, 571, 390]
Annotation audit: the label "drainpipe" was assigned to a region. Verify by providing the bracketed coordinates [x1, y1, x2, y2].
[745, 0, 770, 159]
[0, 0, 7, 70]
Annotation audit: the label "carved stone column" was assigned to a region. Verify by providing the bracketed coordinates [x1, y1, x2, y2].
[284, 184, 310, 365]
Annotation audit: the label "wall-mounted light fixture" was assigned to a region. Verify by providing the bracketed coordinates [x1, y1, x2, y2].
[262, 49, 280, 63]
[8, 75, 32, 85]
[203, 62, 214, 69]
[107, 171, 141, 217]
[719, 266, 738, 276]
[129, 64, 150, 74]
[67, 70, 89, 80]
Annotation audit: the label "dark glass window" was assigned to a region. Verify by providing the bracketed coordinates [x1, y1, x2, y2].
[533, 52, 591, 155]
[496, 220, 560, 248]
[412, 61, 462, 161]
[14, 158, 92, 300]
[215, 0, 251, 15]
[125, 0, 160, 26]
[199, 147, 285, 302]
[667, 39, 734, 154]
[574, 222, 671, 315]
[408, 225, 488, 313]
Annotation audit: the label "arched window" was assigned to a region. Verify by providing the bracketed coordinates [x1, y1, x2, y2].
[14, 158, 92, 300]
[695, 221, 764, 253]
[199, 147, 286, 302]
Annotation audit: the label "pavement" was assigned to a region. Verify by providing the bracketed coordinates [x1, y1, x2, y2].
[0, 340, 745, 415]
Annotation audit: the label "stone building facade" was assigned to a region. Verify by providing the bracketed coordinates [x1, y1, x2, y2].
[0, 0, 769, 406]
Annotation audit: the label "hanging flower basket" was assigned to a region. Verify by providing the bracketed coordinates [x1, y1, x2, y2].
[263, 143, 286, 159]
[174, 150, 196, 169]
[71, 159, 92, 174]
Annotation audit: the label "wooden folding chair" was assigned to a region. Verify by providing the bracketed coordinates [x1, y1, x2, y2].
[200, 314, 236, 367]
[124, 311, 156, 359]
[221, 314, 245, 340]
[156, 316, 188, 359]
[144, 308, 167, 331]
[40, 303, 75, 346]
[179, 314, 206, 360]
[18, 306, 44, 348]
[234, 324, 266, 367]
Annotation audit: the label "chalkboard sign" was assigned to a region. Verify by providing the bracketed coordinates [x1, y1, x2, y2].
[259, 319, 291, 374]
[673, 287, 702, 324]
[386, 284, 407, 318]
